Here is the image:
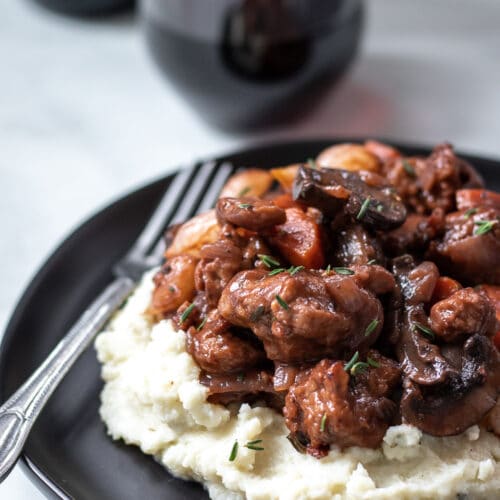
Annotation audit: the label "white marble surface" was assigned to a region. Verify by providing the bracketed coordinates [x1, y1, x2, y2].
[1, 0, 499, 498]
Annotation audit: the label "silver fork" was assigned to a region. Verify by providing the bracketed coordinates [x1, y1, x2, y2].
[0, 160, 233, 482]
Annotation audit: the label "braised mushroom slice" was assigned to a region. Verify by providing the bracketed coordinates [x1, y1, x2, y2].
[293, 165, 406, 230]
[393, 256, 458, 386]
[393, 255, 500, 436]
[200, 369, 276, 406]
[401, 334, 500, 436]
[216, 197, 286, 231]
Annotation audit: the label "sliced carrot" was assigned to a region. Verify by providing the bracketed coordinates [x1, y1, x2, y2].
[431, 276, 462, 304]
[455, 189, 500, 211]
[272, 193, 305, 210]
[268, 208, 325, 269]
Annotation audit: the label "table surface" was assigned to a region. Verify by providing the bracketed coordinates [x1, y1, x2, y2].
[1, 0, 499, 498]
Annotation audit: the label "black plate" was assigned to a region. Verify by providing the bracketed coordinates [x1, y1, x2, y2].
[1, 140, 499, 500]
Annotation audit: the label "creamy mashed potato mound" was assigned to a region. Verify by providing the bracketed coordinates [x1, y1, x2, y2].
[95, 273, 500, 499]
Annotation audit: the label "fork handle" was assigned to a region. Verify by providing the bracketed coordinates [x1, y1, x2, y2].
[0, 276, 135, 482]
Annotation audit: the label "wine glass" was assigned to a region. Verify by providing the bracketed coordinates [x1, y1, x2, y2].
[140, 0, 364, 130]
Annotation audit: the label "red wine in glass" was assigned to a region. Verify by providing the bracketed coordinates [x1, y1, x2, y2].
[141, 0, 364, 130]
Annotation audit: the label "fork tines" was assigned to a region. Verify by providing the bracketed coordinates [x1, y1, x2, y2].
[117, 160, 234, 277]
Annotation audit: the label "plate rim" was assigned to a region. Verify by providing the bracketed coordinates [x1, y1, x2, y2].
[1, 137, 498, 498]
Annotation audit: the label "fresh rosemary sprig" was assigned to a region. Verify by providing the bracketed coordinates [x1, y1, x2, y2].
[229, 441, 239, 461]
[333, 267, 354, 275]
[356, 197, 371, 220]
[364, 319, 379, 337]
[344, 351, 360, 372]
[258, 254, 280, 268]
[245, 439, 264, 451]
[275, 295, 289, 310]
[367, 357, 380, 368]
[413, 322, 435, 339]
[350, 361, 370, 376]
[463, 207, 477, 218]
[288, 265, 304, 276]
[473, 220, 496, 236]
[180, 303, 195, 323]
[268, 268, 286, 276]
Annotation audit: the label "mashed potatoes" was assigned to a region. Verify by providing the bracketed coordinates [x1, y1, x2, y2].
[95, 274, 500, 499]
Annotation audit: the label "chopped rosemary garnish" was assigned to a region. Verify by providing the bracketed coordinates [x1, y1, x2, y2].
[229, 441, 239, 461]
[180, 303, 195, 323]
[246, 439, 263, 445]
[350, 361, 370, 376]
[275, 294, 289, 310]
[288, 265, 304, 276]
[168, 286, 175, 293]
[269, 268, 286, 276]
[333, 267, 354, 275]
[196, 318, 207, 331]
[258, 254, 280, 268]
[364, 319, 379, 337]
[238, 186, 251, 197]
[320, 413, 327, 432]
[245, 439, 264, 451]
[464, 207, 477, 219]
[367, 357, 380, 368]
[344, 351, 360, 372]
[307, 158, 318, 169]
[414, 322, 435, 339]
[376, 204, 384, 212]
[473, 220, 496, 236]
[236, 373, 245, 382]
[239, 203, 252, 209]
[356, 197, 371, 220]
[250, 305, 265, 321]
[367, 259, 377, 265]
[402, 160, 416, 177]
